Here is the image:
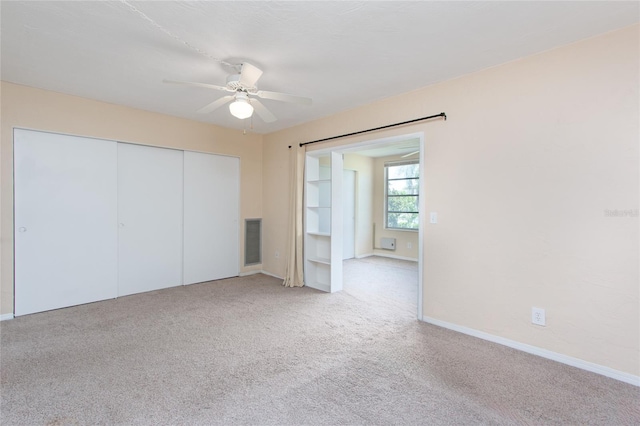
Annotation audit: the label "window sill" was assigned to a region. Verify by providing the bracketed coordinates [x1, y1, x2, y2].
[384, 227, 419, 233]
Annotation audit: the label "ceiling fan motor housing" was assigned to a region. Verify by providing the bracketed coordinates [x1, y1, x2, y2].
[226, 74, 255, 91]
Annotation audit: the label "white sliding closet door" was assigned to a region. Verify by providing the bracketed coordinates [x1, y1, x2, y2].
[118, 143, 184, 296]
[14, 129, 118, 316]
[183, 152, 239, 284]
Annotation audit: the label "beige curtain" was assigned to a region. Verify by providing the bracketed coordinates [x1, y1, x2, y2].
[283, 145, 305, 287]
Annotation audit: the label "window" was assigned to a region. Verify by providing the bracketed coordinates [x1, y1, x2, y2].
[385, 161, 419, 230]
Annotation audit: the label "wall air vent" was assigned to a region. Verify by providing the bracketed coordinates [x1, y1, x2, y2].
[245, 219, 262, 266]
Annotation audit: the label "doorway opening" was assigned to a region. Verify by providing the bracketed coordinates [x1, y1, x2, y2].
[304, 132, 424, 319]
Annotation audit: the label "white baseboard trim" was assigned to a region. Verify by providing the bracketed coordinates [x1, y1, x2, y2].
[372, 252, 418, 262]
[258, 270, 284, 280]
[1, 313, 14, 321]
[239, 269, 284, 280]
[422, 316, 639, 387]
[239, 270, 262, 277]
[355, 253, 374, 259]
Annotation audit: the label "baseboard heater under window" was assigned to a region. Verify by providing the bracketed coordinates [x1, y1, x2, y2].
[381, 237, 396, 250]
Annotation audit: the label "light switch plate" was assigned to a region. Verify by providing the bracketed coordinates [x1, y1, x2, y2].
[430, 212, 438, 224]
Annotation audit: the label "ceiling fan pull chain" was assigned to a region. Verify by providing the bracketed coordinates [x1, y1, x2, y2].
[118, 0, 231, 67]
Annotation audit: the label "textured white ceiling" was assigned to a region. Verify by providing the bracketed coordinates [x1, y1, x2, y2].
[1, 1, 638, 134]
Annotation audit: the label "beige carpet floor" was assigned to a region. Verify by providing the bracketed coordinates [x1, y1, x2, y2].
[1, 257, 638, 425]
[343, 256, 418, 309]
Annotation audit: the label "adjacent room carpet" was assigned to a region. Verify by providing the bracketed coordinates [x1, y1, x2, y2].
[1, 258, 638, 425]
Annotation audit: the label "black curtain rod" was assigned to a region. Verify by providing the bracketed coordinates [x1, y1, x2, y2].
[294, 112, 446, 148]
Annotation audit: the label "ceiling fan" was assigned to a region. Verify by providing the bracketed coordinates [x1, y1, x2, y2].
[164, 62, 312, 123]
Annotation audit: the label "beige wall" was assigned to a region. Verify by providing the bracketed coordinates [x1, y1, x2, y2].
[372, 154, 419, 260]
[343, 154, 374, 258]
[263, 25, 639, 375]
[1, 82, 263, 315]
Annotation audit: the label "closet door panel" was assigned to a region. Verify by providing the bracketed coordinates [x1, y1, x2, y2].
[14, 129, 118, 316]
[183, 152, 239, 284]
[118, 143, 183, 296]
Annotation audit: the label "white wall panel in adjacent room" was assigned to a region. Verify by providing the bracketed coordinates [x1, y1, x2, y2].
[117, 143, 184, 296]
[343, 169, 356, 260]
[14, 129, 118, 316]
[183, 152, 239, 285]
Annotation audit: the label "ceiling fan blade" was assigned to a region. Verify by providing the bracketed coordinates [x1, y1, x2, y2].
[163, 79, 229, 92]
[238, 62, 263, 88]
[401, 151, 420, 158]
[256, 90, 312, 105]
[250, 99, 277, 123]
[197, 95, 234, 114]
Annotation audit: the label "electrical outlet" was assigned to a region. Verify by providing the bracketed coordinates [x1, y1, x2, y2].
[532, 307, 546, 326]
[407, 242, 412, 249]
[275, 251, 279, 259]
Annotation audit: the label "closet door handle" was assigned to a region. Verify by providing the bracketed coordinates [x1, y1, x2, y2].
[18, 227, 27, 233]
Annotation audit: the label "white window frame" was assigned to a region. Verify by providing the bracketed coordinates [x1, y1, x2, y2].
[385, 160, 419, 231]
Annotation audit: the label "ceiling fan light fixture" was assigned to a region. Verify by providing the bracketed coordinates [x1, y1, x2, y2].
[229, 93, 254, 119]
[165, 62, 311, 123]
